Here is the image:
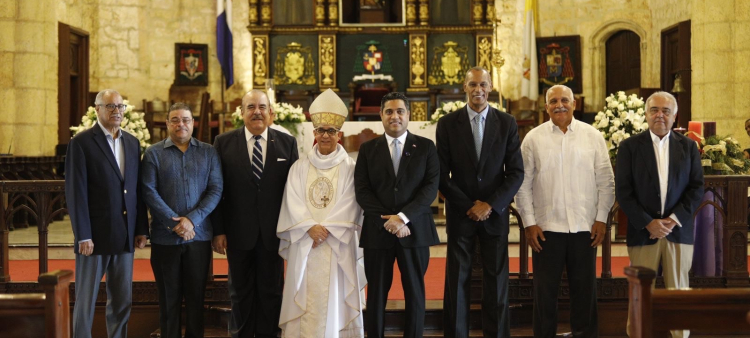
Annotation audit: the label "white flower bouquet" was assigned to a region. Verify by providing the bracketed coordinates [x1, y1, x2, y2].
[698, 134, 750, 174]
[423, 100, 503, 128]
[70, 100, 151, 152]
[592, 91, 647, 163]
[231, 102, 306, 137]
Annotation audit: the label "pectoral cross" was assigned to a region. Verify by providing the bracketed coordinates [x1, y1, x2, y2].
[321, 195, 330, 208]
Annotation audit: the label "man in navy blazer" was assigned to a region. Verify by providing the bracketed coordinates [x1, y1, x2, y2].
[65, 89, 149, 338]
[437, 67, 524, 338]
[355, 92, 440, 338]
[211, 90, 298, 338]
[616, 91, 703, 338]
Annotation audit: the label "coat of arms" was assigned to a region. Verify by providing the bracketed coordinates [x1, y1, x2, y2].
[429, 41, 469, 85]
[539, 43, 575, 87]
[352, 40, 393, 82]
[273, 42, 316, 85]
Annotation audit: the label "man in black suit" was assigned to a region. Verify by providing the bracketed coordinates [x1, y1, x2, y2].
[616, 91, 703, 338]
[355, 92, 440, 338]
[211, 90, 298, 338]
[65, 89, 149, 338]
[437, 67, 524, 338]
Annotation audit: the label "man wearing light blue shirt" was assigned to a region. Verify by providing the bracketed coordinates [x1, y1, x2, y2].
[141, 102, 223, 338]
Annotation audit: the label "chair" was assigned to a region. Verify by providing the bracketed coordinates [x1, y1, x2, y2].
[349, 82, 397, 121]
[509, 97, 540, 141]
[195, 92, 220, 143]
[0, 270, 74, 338]
[342, 128, 380, 153]
[143, 99, 169, 142]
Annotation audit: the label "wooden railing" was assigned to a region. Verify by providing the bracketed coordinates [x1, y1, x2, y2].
[0, 180, 67, 282]
[0, 269, 73, 338]
[626, 266, 750, 337]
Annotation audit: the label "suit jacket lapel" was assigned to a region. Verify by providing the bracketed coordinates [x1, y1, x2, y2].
[457, 108, 479, 168]
[667, 132, 684, 195]
[236, 128, 256, 184]
[91, 127, 124, 181]
[640, 131, 658, 183]
[264, 128, 278, 182]
[478, 109, 499, 170]
[376, 135, 397, 178]
[395, 132, 416, 184]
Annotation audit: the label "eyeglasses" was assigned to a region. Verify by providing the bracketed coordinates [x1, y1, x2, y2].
[314, 127, 339, 136]
[168, 117, 194, 125]
[98, 104, 127, 112]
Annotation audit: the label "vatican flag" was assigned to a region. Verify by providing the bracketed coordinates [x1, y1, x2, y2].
[521, 0, 539, 100]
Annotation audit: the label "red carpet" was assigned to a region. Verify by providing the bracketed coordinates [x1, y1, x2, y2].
[8, 257, 640, 300]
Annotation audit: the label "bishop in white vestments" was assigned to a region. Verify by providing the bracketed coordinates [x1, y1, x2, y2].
[277, 89, 366, 338]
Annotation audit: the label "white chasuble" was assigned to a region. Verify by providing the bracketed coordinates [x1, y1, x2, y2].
[277, 144, 366, 338]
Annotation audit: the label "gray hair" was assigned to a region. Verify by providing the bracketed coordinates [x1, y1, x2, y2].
[545, 85, 574, 103]
[645, 91, 678, 115]
[94, 89, 121, 105]
[241, 89, 272, 113]
[168, 102, 192, 114]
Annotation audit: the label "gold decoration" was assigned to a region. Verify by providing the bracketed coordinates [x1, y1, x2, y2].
[411, 101, 427, 121]
[315, 0, 326, 26]
[476, 35, 492, 71]
[274, 42, 316, 85]
[429, 41, 470, 85]
[249, 0, 259, 26]
[406, 0, 417, 26]
[472, 0, 484, 25]
[328, 0, 338, 26]
[311, 113, 346, 129]
[486, 3, 495, 23]
[409, 34, 427, 88]
[309, 176, 334, 209]
[260, 0, 271, 26]
[252, 35, 269, 88]
[319, 35, 337, 88]
[491, 17, 505, 69]
[418, 0, 429, 26]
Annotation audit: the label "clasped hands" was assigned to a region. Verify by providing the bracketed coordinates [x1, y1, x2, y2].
[646, 218, 677, 240]
[308, 224, 330, 249]
[172, 216, 196, 241]
[381, 215, 411, 238]
[525, 221, 607, 253]
[467, 200, 492, 221]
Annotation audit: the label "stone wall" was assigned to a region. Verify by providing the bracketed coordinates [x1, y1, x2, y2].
[692, 0, 750, 149]
[1, 0, 253, 156]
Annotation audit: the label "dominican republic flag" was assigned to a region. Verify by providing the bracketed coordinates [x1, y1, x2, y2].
[521, 0, 538, 100]
[217, 0, 234, 88]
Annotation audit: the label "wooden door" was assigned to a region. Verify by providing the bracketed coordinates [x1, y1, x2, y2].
[606, 30, 641, 96]
[57, 23, 89, 145]
[661, 20, 691, 128]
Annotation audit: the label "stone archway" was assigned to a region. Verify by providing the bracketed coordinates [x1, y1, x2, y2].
[589, 20, 648, 113]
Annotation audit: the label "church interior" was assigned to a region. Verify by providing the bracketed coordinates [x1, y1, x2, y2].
[2, 0, 750, 337]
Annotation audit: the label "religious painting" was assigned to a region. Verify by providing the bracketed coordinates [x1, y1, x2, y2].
[339, 0, 405, 26]
[174, 43, 208, 86]
[536, 35, 582, 94]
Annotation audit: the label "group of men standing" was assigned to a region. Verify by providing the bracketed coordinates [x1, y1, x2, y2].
[66, 65, 703, 338]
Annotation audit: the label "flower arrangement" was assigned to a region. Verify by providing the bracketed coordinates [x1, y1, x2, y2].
[70, 100, 151, 152]
[423, 100, 503, 128]
[592, 91, 648, 163]
[696, 134, 750, 175]
[231, 102, 306, 137]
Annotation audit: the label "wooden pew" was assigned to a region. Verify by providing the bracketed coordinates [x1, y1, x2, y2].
[0, 270, 73, 338]
[626, 266, 750, 337]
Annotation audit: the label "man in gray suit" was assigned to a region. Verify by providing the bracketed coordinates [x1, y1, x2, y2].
[65, 89, 149, 338]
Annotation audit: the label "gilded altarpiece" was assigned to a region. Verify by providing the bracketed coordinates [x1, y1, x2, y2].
[271, 35, 318, 90]
[409, 34, 428, 89]
[476, 34, 493, 73]
[319, 35, 337, 89]
[252, 35, 270, 88]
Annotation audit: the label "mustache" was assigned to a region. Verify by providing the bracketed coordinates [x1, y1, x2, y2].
[553, 107, 568, 113]
[250, 116, 264, 120]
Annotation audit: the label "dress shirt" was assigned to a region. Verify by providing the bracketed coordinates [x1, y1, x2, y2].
[466, 103, 489, 136]
[384, 131, 410, 225]
[80, 122, 126, 244]
[97, 120, 125, 177]
[141, 137, 224, 245]
[245, 126, 268, 167]
[515, 119, 615, 233]
[649, 131, 681, 226]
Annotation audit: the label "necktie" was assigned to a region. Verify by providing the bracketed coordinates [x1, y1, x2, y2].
[252, 135, 263, 182]
[473, 114, 484, 158]
[392, 139, 401, 174]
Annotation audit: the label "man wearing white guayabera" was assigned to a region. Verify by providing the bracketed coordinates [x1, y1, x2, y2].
[277, 88, 366, 338]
